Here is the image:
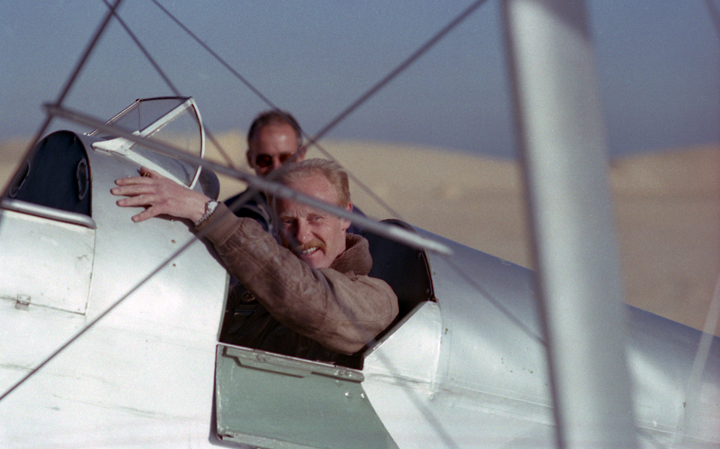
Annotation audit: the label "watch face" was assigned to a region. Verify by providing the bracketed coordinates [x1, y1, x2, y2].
[196, 200, 219, 226]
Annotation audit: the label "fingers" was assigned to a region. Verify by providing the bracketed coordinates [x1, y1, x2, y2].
[114, 192, 154, 208]
[130, 207, 162, 223]
[111, 167, 210, 223]
[111, 169, 175, 222]
[112, 167, 171, 198]
[113, 167, 162, 186]
[139, 167, 161, 178]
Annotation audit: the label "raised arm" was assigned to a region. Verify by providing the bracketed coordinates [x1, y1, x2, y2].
[111, 167, 211, 223]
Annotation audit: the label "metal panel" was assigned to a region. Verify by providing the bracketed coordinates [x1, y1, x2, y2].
[0, 208, 94, 314]
[0, 135, 228, 447]
[215, 344, 398, 449]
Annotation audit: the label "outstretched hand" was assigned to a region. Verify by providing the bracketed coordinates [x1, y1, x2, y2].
[112, 167, 210, 223]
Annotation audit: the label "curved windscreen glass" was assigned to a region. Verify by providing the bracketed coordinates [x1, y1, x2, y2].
[90, 97, 204, 187]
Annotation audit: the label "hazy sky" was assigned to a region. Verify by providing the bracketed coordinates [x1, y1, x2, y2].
[1, 0, 719, 158]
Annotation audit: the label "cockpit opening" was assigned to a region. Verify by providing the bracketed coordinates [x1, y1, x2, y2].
[216, 218, 436, 369]
[7, 131, 92, 217]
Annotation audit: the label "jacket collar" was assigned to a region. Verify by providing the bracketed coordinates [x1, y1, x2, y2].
[329, 233, 372, 275]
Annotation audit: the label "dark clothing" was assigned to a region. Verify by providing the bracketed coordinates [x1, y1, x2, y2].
[224, 188, 274, 234]
[197, 204, 398, 363]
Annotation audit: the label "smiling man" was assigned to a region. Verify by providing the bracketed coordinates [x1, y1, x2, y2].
[112, 158, 397, 363]
[273, 161, 352, 270]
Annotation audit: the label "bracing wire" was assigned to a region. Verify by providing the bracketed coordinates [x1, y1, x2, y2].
[104, 0, 236, 169]
[144, 0, 541, 347]
[149, 0, 489, 222]
[16, 0, 124, 186]
[304, 0, 490, 221]
[148, 0, 405, 219]
[0, 234, 200, 403]
[103, 0, 180, 95]
[667, 2, 720, 445]
[0, 10, 531, 448]
[0, 0, 127, 402]
[0, 0, 496, 396]
[2, 2, 715, 447]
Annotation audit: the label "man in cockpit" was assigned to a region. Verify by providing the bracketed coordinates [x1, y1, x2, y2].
[111, 158, 398, 364]
[225, 109, 364, 236]
[224, 110, 306, 234]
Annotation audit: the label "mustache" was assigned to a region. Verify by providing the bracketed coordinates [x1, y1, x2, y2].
[290, 240, 325, 254]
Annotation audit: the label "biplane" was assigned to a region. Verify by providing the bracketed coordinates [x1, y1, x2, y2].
[1, 1, 719, 448]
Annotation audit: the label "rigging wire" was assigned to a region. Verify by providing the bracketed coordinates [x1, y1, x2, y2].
[668, 2, 720, 445]
[149, 0, 489, 221]
[104, 0, 236, 169]
[0, 196, 456, 449]
[149, 0, 277, 113]
[110, 0, 492, 254]
[144, 2, 719, 443]
[0, 9, 518, 447]
[147, 0, 404, 220]
[147, 0, 542, 350]
[2, 2, 717, 446]
[103, 0, 179, 96]
[0, 234, 200, 403]
[305, 0, 488, 146]
[0, 101, 456, 449]
[13, 0, 124, 191]
[302, 0, 490, 220]
[46, 102, 456, 258]
[446, 257, 545, 344]
[671, 273, 720, 448]
[0, 0, 500, 393]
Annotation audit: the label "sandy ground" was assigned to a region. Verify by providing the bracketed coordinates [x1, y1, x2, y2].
[2, 135, 718, 336]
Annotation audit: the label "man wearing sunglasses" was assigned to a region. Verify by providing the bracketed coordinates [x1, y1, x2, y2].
[225, 110, 365, 236]
[224, 110, 306, 234]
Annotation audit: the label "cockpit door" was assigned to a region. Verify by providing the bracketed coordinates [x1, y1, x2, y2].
[214, 344, 398, 449]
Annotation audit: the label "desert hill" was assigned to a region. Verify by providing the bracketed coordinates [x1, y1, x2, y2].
[1, 135, 718, 335]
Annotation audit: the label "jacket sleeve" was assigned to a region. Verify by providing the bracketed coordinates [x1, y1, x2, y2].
[197, 203, 398, 354]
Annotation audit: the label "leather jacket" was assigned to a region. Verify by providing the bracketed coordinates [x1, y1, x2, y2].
[197, 203, 398, 361]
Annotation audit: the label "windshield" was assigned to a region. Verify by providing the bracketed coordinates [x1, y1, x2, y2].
[89, 97, 205, 188]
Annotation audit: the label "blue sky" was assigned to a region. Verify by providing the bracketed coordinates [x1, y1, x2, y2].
[1, 0, 719, 158]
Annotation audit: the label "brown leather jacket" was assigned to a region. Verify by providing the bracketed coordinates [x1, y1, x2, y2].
[197, 203, 398, 362]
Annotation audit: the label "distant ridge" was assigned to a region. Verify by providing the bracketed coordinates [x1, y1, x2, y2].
[1, 136, 718, 334]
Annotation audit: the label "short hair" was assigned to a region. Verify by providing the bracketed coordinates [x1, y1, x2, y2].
[247, 110, 303, 150]
[269, 159, 351, 210]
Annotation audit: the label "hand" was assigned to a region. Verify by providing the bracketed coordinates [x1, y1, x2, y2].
[111, 167, 210, 223]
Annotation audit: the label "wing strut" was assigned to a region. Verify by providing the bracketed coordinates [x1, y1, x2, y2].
[502, 1, 638, 447]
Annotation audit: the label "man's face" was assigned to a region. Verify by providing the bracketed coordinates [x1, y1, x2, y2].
[246, 123, 304, 177]
[276, 173, 351, 270]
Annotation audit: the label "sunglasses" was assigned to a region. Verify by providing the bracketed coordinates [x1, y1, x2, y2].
[254, 152, 295, 168]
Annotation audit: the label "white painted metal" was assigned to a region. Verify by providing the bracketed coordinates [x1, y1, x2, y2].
[502, 1, 637, 447]
[1, 97, 718, 448]
[363, 228, 720, 449]
[363, 233, 555, 448]
[0, 118, 228, 448]
[0, 207, 95, 314]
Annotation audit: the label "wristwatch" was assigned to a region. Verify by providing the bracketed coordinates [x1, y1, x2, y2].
[195, 200, 218, 226]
